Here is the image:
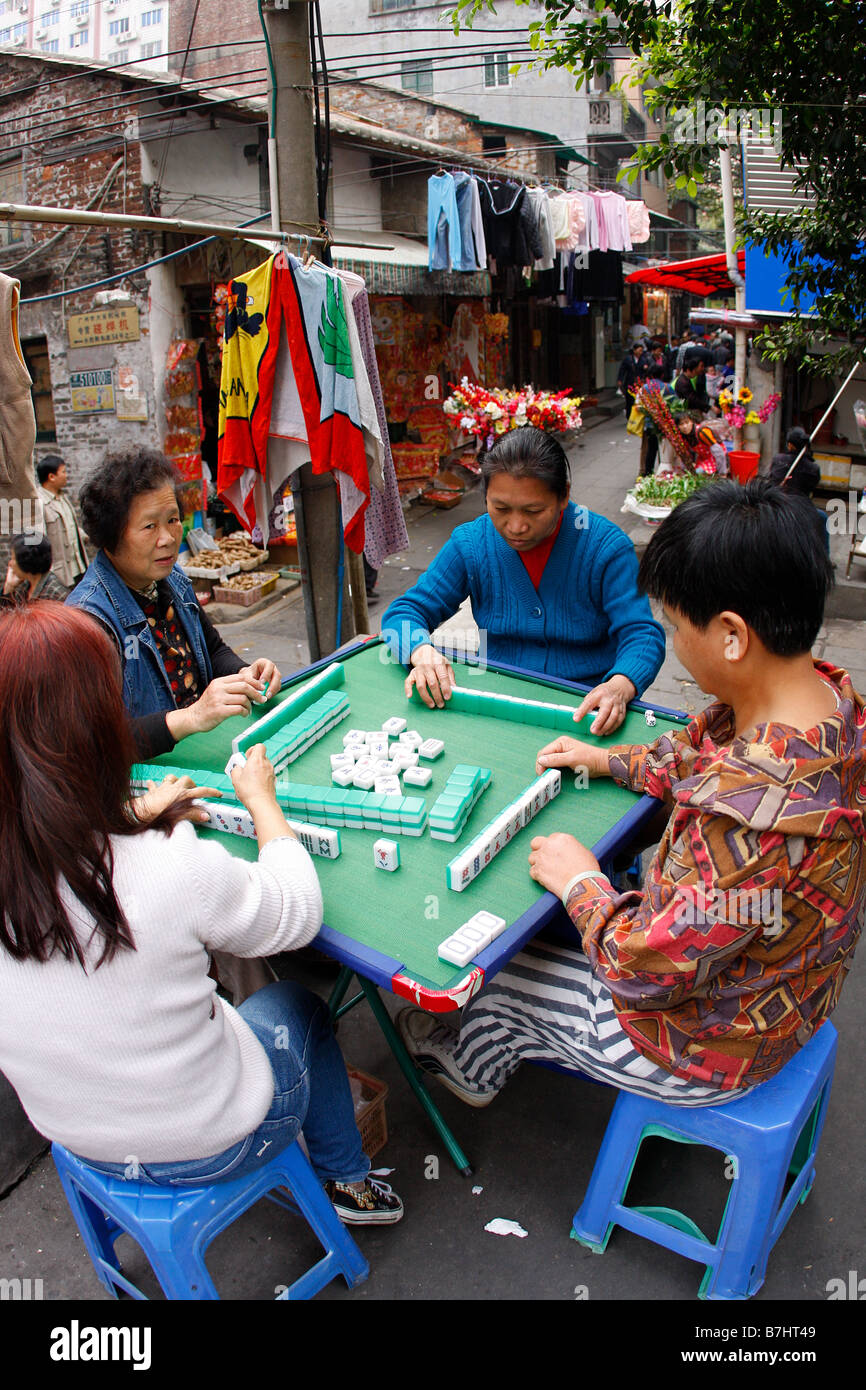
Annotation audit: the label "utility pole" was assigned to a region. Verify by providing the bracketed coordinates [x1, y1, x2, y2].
[719, 145, 747, 451]
[261, 0, 362, 658]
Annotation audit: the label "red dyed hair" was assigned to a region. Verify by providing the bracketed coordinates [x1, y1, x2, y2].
[0, 602, 184, 968]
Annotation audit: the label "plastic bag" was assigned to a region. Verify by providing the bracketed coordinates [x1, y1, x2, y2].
[626, 405, 646, 437]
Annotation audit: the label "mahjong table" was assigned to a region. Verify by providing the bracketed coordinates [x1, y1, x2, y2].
[142, 637, 688, 1173]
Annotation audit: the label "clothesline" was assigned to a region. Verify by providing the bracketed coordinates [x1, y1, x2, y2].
[427, 172, 651, 275]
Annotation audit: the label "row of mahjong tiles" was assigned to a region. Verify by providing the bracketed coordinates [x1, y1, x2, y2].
[144, 643, 684, 990]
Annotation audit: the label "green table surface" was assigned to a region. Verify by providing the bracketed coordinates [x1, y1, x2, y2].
[152, 641, 686, 994]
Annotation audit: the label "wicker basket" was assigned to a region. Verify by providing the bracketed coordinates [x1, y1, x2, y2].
[346, 1067, 388, 1158]
[211, 571, 277, 607]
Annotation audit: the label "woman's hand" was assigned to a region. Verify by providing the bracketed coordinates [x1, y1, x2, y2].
[573, 675, 636, 736]
[167, 673, 265, 741]
[528, 833, 601, 899]
[405, 644, 455, 709]
[230, 743, 276, 812]
[132, 774, 221, 825]
[535, 737, 610, 779]
[230, 745, 296, 849]
[238, 657, 282, 703]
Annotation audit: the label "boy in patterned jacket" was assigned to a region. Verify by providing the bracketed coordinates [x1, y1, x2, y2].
[398, 479, 865, 1104]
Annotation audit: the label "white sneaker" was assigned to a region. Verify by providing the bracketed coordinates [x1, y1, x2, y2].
[397, 1008, 496, 1108]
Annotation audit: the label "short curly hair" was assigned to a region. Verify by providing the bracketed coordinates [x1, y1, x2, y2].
[79, 448, 183, 553]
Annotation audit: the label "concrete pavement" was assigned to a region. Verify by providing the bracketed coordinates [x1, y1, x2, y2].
[1, 414, 863, 1307]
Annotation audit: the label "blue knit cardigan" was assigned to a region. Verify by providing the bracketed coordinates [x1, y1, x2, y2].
[380, 502, 665, 694]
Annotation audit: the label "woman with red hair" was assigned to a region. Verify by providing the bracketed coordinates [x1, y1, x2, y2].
[0, 603, 402, 1225]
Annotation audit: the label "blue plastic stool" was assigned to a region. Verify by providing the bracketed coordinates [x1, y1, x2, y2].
[52, 1140, 369, 1301]
[570, 1022, 837, 1300]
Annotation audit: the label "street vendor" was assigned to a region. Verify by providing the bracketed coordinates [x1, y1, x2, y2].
[68, 447, 282, 761]
[380, 426, 665, 735]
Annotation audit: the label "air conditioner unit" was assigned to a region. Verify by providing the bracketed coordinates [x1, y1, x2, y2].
[75, 13, 88, 26]
[13, 33, 25, 44]
[35, 26, 46, 37]
[17, 2, 28, 12]
[124, 28, 137, 42]
[105, 0, 117, 8]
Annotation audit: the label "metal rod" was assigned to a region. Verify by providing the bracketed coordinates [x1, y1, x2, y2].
[0, 200, 319, 241]
[781, 356, 865, 484]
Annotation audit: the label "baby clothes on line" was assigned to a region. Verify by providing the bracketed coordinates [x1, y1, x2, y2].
[626, 199, 651, 244]
[452, 172, 487, 270]
[428, 172, 462, 271]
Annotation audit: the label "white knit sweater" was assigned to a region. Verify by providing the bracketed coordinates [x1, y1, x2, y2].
[0, 823, 323, 1163]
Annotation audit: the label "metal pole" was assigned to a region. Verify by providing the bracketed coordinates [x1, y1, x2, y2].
[262, 0, 354, 658]
[719, 146, 747, 449]
[781, 356, 864, 484]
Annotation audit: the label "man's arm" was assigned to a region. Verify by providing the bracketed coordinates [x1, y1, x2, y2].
[564, 813, 788, 1011]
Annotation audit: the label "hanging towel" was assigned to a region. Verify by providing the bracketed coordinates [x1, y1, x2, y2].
[0, 272, 37, 510]
[428, 172, 462, 271]
[334, 267, 410, 568]
[217, 254, 370, 551]
[548, 195, 571, 246]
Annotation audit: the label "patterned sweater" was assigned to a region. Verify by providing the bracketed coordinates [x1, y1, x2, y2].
[565, 663, 866, 1091]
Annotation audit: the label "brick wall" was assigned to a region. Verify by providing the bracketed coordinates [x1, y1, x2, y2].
[0, 57, 163, 527]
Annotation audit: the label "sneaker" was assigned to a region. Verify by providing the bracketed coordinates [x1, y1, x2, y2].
[397, 1008, 496, 1108]
[326, 1176, 404, 1225]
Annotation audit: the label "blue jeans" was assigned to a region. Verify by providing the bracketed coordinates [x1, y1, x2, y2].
[78, 981, 369, 1188]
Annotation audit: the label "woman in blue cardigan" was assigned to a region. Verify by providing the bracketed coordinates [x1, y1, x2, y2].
[380, 427, 665, 735]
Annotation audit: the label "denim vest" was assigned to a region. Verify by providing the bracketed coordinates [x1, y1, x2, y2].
[67, 550, 213, 721]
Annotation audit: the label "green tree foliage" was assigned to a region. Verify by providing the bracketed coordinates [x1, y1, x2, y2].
[450, 0, 866, 374]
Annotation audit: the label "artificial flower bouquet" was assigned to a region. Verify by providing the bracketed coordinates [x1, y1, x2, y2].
[443, 379, 582, 448]
[717, 387, 781, 430]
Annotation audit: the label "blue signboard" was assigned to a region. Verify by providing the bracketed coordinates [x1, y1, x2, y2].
[744, 243, 820, 317]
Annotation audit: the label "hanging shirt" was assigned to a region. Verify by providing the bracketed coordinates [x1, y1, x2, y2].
[626, 199, 651, 244]
[588, 191, 633, 252]
[217, 254, 371, 551]
[518, 510, 565, 590]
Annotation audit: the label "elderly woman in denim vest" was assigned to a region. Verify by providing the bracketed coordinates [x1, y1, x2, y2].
[68, 448, 281, 761]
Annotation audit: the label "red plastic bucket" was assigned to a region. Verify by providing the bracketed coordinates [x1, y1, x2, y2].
[729, 450, 760, 483]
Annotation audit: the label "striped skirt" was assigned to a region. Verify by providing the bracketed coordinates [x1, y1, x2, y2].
[451, 939, 738, 1107]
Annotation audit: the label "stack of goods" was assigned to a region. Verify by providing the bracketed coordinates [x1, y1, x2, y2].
[164, 340, 205, 518]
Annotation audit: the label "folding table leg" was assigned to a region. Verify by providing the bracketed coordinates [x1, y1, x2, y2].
[357, 976, 474, 1178]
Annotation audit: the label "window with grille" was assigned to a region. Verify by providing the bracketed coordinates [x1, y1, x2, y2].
[69, 29, 89, 47]
[109, 17, 129, 35]
[401, 58, 433, 94]
[484, 52, 510, 87]
[142, 8, 162, 26]
[141, 39, 162, 58]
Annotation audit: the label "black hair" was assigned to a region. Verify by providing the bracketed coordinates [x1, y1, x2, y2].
[786, 426, 814, 461]
[638, 478, 833, 656]
[79, 448, 182, 553]
[683, 348, 709, 370]
[11, 533, 52, 575]
[36, 455, 65, 485]
[480, 426, 571, 502]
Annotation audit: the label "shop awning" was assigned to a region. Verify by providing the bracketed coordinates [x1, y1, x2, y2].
[331, 229, 492, 297]
[625, 250, 745, 297]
